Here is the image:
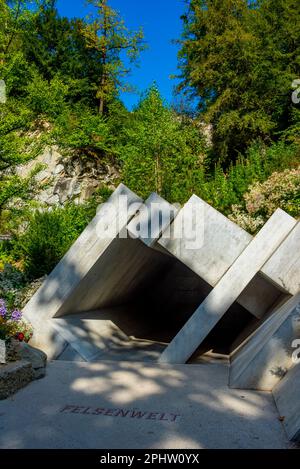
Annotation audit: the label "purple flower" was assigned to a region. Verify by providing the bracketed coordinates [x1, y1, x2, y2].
[0, 299, 6, 318]
[11, 310, 22, 321]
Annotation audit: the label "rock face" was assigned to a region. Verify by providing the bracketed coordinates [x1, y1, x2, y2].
[19, 342, 47, 379]
[0, 339, 21, 364]
[15, 146, 120, 207]
[0, 343, 47, 399]
[0, 361, 33, 400]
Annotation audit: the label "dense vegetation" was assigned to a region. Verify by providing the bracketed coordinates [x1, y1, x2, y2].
[0, 0, 299, 305]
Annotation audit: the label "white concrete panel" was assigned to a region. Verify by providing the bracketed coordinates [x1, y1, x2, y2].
[159, 209, 297, 364]
[273, 363, 300, 442]
[229, 293, 300, 390]
[261, 222, 300, 295]
[127, 192, 178, 247]
[158, 195, 252, 287]
[23, 184, 143, 357]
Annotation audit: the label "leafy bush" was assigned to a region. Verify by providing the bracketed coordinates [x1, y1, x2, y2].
[229, 167, 300, 233]
[53, 105, 113, 155]
[0, 262, 27, 309]
[18, 207, 84, 279]
[197, 141, 300, 214]
[26, 73, 69, 119]
[17, 190, 112, 280]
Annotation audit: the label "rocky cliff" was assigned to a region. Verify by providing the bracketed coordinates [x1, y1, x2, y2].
[15, 146, 120, 207]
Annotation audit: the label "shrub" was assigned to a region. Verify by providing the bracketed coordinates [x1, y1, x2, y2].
[229, 167, 300, 233]
[0, 262, 26, 308]
[26, 73, 69, 119]
[17, 191, 112, 280]
[197, 140, 300, 214]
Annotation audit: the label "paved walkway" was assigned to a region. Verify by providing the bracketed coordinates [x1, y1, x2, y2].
[0, 360, 289, 449]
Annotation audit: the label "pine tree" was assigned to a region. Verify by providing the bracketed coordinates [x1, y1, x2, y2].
[81, 0, 145, 114]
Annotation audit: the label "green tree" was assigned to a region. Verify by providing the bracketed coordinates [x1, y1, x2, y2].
[119, 86, 205, 203]
[177, 0, 300, 166]
[82, 0, 145, 114]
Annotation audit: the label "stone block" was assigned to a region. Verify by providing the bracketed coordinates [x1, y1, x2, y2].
[23, 184, 143, 357]
[0, 361, 33, 400]
[19, 343, 47, 379]
[159, 195, 252, 286]
[261, 221, 300, 295]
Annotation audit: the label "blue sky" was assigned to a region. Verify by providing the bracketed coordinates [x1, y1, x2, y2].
[56, 0, 187, 109]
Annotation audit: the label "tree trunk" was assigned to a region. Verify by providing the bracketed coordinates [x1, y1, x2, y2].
[99, 0, 108, 115]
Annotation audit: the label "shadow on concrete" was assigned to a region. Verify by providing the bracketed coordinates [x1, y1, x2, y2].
[0, 359, 289, 449]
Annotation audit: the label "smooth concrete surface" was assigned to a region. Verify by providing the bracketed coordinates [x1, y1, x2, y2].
[22, 184, 299, 363]
[158, 196, 295, 319]
[261, 221, 300, 295]
[53, 309, 166, 363]
[158, 195, 252, 287]
[24, 184, 143, 355]
[229, 293, 300, 391]
[55, 236, 171, 316]
[237, 274, 290, 320]
[273, 363, 300, 442]
[0, 360, 289, 449]
[159, 209, 297, 364]
[127, 192, 178, 247]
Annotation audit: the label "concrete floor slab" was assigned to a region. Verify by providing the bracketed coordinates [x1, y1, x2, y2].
[0, 361, 289, 449]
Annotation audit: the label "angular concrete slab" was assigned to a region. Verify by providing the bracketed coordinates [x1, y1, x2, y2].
[158, 196, 294, 319]
[273, 363, 300, 442]
[261, 221, 300, 295]
[158, 195, 252, 287]
[229, 293, 300, 391]
[22, 184, 299, 364]
[159, 209, 297, 364]
[127, 192, 178, 247]
[0, 360, 289, 449]
[24, 184, 143, 357]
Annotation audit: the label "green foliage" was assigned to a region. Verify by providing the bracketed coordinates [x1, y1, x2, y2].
[16, 187, 112, 280]
[229, 166, 300, 233]
[120, 86, 206, 203]
[26, 72, 69, 118]
[17, 205, 89, 279]
[53, 105, 112, 155]
[82, 0, 145, 113]
[1, 0, 300, 298]
[197, 140, 300, 214]
[178, 0, 300, 165]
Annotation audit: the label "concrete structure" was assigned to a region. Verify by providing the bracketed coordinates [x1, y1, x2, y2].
[24, 184, 143, 357]
[229, 293, 300, 390]
[23, 185, 299, 375]
[159, 209, 296, 364]
[127, 192, 178, 247]
[273, 363, 300, 442]
[8, 184, 300, 446]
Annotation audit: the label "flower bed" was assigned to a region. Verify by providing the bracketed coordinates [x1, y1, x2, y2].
[0, 299, 33, 364]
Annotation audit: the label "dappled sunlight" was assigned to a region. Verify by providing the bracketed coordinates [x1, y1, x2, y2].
[0, 360, 289, 449]
[215, 393, 266, 418]
[155, 433, 203, 450]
